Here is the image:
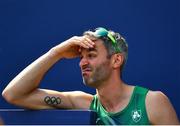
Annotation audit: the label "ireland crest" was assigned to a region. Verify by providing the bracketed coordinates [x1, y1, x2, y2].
[131, 109, 142, 122]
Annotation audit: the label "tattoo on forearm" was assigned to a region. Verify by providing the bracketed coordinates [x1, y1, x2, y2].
[44, 96, 61, 105]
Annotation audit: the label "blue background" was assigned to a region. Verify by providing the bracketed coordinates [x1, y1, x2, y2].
[0, 0, 179, 119]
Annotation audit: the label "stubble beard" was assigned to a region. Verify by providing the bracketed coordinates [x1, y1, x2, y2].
[82, 61, 111, 88]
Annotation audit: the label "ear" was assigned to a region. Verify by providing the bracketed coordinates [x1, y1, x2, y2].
[111, 53, 124, 69]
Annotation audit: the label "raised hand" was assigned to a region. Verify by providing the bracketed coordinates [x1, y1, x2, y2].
[52, 36, 95, 59]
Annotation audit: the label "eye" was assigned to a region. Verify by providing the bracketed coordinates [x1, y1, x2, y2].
[88, 53, 96, 59]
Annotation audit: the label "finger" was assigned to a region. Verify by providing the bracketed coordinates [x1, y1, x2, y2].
[84, 37, 95, 45]
[82, 36, 94, 47]
[82, 40, 94, 48]
[73, 37, 92, 48]
[79, 42, 90, 49]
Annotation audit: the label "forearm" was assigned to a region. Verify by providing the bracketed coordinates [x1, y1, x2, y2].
[2, 36, 94, 103]
[2, 48, 62, 101]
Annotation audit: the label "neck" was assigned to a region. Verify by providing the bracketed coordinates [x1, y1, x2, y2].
[96, 73, 133, 112]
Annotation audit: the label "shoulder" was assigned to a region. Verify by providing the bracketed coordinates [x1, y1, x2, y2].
[145, 90, 179, 124]
[146, 90, 168, 105]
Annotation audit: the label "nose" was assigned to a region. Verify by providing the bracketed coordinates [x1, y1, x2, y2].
[79, 57, 89, 68]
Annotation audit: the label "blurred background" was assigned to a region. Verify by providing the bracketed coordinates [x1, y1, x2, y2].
[0, 0, 179, 119]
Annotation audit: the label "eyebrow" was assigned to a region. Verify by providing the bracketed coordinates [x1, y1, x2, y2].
[80, 47, 98, 56]
[88, 47, 97, 52]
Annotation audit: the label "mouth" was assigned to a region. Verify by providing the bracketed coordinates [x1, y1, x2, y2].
[82, 68, 92, 76]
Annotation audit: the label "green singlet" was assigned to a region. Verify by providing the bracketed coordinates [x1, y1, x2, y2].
[89, 86, 151, 125]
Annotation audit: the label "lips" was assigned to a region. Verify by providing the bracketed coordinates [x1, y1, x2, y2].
[82, 68, 92, 76]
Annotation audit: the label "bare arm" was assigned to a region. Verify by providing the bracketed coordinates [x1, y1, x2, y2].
[2, 36, 95, 109]
[0, 117, 3, 125]
[146, 91, 180, 125]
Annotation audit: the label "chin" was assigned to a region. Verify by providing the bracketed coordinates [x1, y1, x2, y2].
[83, 78, 99, 88]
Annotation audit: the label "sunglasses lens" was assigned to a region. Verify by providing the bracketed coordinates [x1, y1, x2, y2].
[93, 27, 121, 53]
[94, 28, 108, 37]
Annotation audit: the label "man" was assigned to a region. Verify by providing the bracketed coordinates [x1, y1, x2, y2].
[2, 27, 179, 125]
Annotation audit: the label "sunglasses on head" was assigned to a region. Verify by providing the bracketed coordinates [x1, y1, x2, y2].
[93, 27, 121, 53]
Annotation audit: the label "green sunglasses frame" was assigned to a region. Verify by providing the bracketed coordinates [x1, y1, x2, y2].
[94, 27, 121, 53]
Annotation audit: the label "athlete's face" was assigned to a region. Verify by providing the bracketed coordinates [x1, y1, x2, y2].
[79, 39, 112, 88]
